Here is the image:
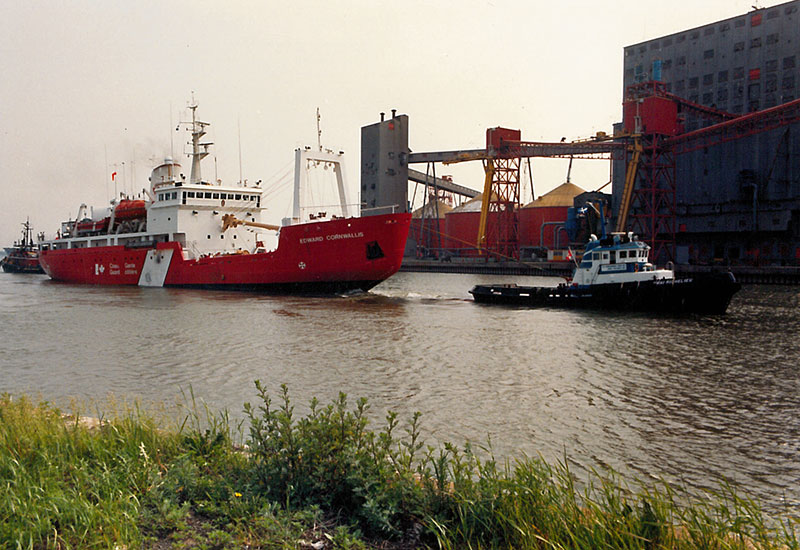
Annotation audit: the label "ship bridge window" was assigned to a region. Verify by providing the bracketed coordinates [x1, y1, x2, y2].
[187, 191, 195, 198]
[220, 193, 228, 200]
[593, 252, 600, 260]
[204, 192, 212, 199]
[620, 250, 628, 259]
[235, 194, 242, 200]
[212, 193, 220, 199]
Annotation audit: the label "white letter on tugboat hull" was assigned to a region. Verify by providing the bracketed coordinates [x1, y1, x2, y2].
[138, 249, 173, 287]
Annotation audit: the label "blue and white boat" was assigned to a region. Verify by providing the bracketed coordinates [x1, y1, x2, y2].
[469, 233, 741, 314]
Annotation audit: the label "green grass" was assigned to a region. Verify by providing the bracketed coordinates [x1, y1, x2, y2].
[1, 386, 798, 549]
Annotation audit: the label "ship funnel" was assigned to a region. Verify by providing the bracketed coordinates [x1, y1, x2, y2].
[150, 159, 182, 191]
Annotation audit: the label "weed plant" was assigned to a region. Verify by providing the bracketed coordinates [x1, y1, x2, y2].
[1, 386, 798, 549]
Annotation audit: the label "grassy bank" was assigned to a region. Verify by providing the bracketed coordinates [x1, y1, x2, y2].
[1, 384, 798, 549]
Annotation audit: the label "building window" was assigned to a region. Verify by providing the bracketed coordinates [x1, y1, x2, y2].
[751, 12, 762, 26]
[663, 59, 672, 69]
[765, 94, 777, 108]
[677, 34, 686, 43]
[704, 26, 715, 36]
[677, 55, 686, 66]
[734, 66, 745, 79]
[767, 33, 779, 45]
[766, 75, 778, 92]
[749, 68, 761, 80]
[664, 37, 673, 47]
[690, 31, 699, 39]
[767, 9, 779, 19]
[720, 22, 731, 32]
[675, 80, 685, 92]
[703, 92, 713, 104]
[749, 100, 760, 112]
[735, 18, 746, 27]
[734, 41, 745, 52]
[784, 56, 796, 69]
[751, 37, 762, 48]
[733, 104, 743, 113]
[704, 49, 714, 59]
[717, 88, 728, 101]
[733, 82, 744, 99]
[639, 46, 647, 53]
[748, 82, 761, 99]
[718, 70, 729, 82]
[783, 74, 795, 90]
[689, 77, 699, 88]
[689, 94, 699, 103]
[767, 59, 778, 72]
[625, 48, 634, 57]
[786, 6, 798, 15]
[650, 41, 660, 50]
[703, 73, 714, 85]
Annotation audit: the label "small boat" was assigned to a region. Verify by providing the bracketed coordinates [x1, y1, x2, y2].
[1, 219, 44, 274]
[469, 232, 741, 314]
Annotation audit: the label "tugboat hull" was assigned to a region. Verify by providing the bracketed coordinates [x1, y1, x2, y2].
[1, 257, 44, 274]
[470, 272, 741, 314]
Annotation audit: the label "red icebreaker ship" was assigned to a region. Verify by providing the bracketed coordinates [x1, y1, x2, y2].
[39, 102, 410, 293]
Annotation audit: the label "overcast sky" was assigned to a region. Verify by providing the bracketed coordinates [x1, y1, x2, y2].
[0, 0, 776, 244]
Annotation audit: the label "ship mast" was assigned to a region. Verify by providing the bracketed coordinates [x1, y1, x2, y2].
[188, 99, 213, 184]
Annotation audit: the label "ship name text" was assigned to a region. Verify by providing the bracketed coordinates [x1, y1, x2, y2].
[300, 231, 364, 245]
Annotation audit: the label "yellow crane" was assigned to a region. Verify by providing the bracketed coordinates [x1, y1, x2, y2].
[221, 214, 281, 232]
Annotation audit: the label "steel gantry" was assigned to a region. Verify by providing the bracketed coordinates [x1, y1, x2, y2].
[408, 133, 622, 260]
[619, 81, 800, 263]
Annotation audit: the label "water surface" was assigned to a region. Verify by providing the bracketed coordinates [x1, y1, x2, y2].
[1, 271, 798, 513]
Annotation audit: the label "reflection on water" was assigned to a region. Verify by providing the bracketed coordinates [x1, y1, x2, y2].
[1, 271, 799, 512]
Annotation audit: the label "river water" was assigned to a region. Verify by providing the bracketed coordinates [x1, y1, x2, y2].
[1, 271, 799, 513]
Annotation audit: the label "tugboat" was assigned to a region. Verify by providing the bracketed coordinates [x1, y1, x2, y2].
[38, 101, 411, 293]
[1, 219, 44, 274]
[469, 232, 741, 314]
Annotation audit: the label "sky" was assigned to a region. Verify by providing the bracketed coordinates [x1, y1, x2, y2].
[0, 0, 781, 245]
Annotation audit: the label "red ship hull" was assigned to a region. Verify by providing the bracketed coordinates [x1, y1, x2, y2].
[39, 213, 411, 293]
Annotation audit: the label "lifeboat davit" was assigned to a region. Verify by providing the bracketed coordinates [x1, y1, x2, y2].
[114, 199, 147, 221]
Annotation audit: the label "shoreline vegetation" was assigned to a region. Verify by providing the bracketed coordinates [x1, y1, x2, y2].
[1, 384, 797, 549]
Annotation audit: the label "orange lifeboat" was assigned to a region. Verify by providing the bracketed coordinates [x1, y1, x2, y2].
[114, 199, 147, 221]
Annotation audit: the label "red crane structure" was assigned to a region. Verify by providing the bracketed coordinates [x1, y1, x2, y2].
[408, 132, 620, 260]
[619, 81, 800, 263]
[409, 80, 800, 263]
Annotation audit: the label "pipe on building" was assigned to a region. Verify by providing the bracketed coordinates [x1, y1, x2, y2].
[539, 221, 568, 248]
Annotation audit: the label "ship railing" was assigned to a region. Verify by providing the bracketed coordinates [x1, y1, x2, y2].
[360, 204, 401, 214]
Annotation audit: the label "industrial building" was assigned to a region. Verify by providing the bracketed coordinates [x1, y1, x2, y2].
[373, 2, 800, 270]
[617, 0, 800, 265]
